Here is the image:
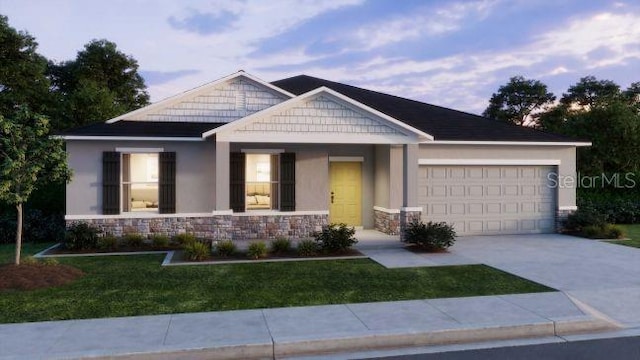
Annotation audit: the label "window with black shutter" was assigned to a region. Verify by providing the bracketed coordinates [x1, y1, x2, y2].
[280, 152, 295, 211]
[230, 152, 246, 212]
[159, 152, 176, 213]
[102, 151, 121, 214]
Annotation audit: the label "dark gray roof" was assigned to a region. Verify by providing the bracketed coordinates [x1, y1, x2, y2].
[272, 75, 580, 142]
[60, 121, 224, 137]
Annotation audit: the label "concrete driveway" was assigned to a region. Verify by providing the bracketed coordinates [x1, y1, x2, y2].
[456, 234, 640, 328]
[359, 233, 640, 328]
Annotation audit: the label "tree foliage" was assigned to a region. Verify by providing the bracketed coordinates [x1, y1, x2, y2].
[488, 75, 640, 175]
[48, 39, 150, 129]
[482, 76, 556, 126]
[0, 15, 51, 116]
[0, 108, 71, 264]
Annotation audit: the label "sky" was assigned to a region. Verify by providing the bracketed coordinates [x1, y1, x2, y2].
[1, 0, 639, 115]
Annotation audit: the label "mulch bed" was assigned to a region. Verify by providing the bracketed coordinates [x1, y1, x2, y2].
[175, 248, 364, 263]
[48, 245, 179, 255]
[0, 263, 84, 291]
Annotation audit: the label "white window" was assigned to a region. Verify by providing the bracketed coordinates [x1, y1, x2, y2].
[245, 154, 279, 210]
[122, 153, 159, 212]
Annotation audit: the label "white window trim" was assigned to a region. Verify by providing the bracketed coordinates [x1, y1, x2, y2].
[121, 152, 160, 214]
[418, 159, 561, 166]
[241, 149, 285, 154]
[116, 147, 164, 153]
[329, 156, 364, 162]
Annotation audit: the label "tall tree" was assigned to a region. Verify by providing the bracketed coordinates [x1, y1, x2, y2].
[0, 108, 71, 265]
[560, 75, 621, 109]
[49, 39, 150, 129]
[0, 15, 51, 116]
[483, 76, 556, 126]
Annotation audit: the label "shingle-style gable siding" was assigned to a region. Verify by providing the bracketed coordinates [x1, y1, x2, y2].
[235, 95, 405, 135]
[126, 78, 288, 123]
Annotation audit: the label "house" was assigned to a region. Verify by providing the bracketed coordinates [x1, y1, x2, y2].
[61, 71, 589, 240]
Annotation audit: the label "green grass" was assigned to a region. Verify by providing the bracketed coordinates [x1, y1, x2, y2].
[0, 243, 552, 324]
[609, 224, 640, 248]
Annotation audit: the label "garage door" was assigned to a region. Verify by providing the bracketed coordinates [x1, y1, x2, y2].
[418, 166, 556, 235]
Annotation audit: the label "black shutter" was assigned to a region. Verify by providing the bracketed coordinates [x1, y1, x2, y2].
[102, 151, 120, 215]
[230, 152, 246, 212]
[159, 152, 176, 214]
[280, 152, 295, 211]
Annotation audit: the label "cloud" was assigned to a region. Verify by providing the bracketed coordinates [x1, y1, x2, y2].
[351, 0, 499, 50]
[249, 9, 640, 115]
[167, 9, 239, 35]
[140, 69, 201, 86]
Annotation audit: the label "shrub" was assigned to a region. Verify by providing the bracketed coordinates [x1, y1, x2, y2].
[297, 239, 318, 256]
[563, 208, 607, 233]
[0, 215, 16, 244]
[214, 239, 236, 257]
[183, 241, 210, 261]
[97, 235, 119, 251]
[42, 257, 59, 266]
[582, 224, 625, 239]
[123, 233, 145, 248]
[270, 237, 291, 254]
[64, 222, 99, 250]
[151, 234, 170, 248]
[403, 220, 456, 252]
[21, 256, 39, 265]
[247, 241, 268, 259]
[24, 210, 66, 243]
[314, 223, 358, 253]
[173, 233, 197, 246]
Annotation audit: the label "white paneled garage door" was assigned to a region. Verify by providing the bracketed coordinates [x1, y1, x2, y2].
[418, 165, 556, 236]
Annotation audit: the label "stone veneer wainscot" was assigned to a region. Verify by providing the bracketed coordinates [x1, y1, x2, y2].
[67, 212, 328, 241]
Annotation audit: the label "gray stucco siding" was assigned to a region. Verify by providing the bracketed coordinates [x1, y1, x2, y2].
[66, 140, 216, 215]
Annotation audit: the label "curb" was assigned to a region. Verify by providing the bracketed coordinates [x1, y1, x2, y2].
[61, 316, 615, 360]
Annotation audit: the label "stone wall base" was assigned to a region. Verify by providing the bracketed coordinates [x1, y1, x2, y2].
[400, 208, 422, 242]
[373, 208, 400, 235]
[68, 213, 328, 241]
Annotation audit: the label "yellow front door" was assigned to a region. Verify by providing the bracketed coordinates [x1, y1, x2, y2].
[329, 162, 362, 226]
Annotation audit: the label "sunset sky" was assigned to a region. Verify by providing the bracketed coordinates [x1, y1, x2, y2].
[2, 0, 639, 114]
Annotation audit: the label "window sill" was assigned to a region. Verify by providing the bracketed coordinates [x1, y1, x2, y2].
[232, 210, 329, 216]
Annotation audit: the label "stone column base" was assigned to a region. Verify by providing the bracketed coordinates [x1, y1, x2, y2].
[399, 207, 422, 242]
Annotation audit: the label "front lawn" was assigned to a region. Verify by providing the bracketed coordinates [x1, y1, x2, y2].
[0, 243, 552, 324]
[609, 224, 640, 248]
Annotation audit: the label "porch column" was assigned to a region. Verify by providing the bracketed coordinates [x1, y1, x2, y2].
[402, 143, 419, 207]
[400, 143, 421, 241]
[215, 141, 230, 210]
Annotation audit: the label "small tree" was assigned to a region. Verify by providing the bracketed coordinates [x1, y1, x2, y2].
[0, 108, 71, 264]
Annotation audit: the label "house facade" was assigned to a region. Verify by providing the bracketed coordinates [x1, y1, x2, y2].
[62, 71, 589, 240]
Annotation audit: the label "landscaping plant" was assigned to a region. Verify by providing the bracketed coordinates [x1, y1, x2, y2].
[247, 241, 268, 259]
[183, 241, 210, 261]
[314, 223, 358, 253]
[214, 240, 236, 257]
[270, 237, 291, 255]
[297, 239, 318, 256]
[64, 223, 99, 250]
[151, 234, 170, 248]
[97, 235, 119, 251]
[123, 233, 145, 248]
[173, 233, 196, 246]
[403, 220, 456, 252]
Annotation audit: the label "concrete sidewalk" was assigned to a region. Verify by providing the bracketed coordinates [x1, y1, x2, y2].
[0, 292, 615, 360]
